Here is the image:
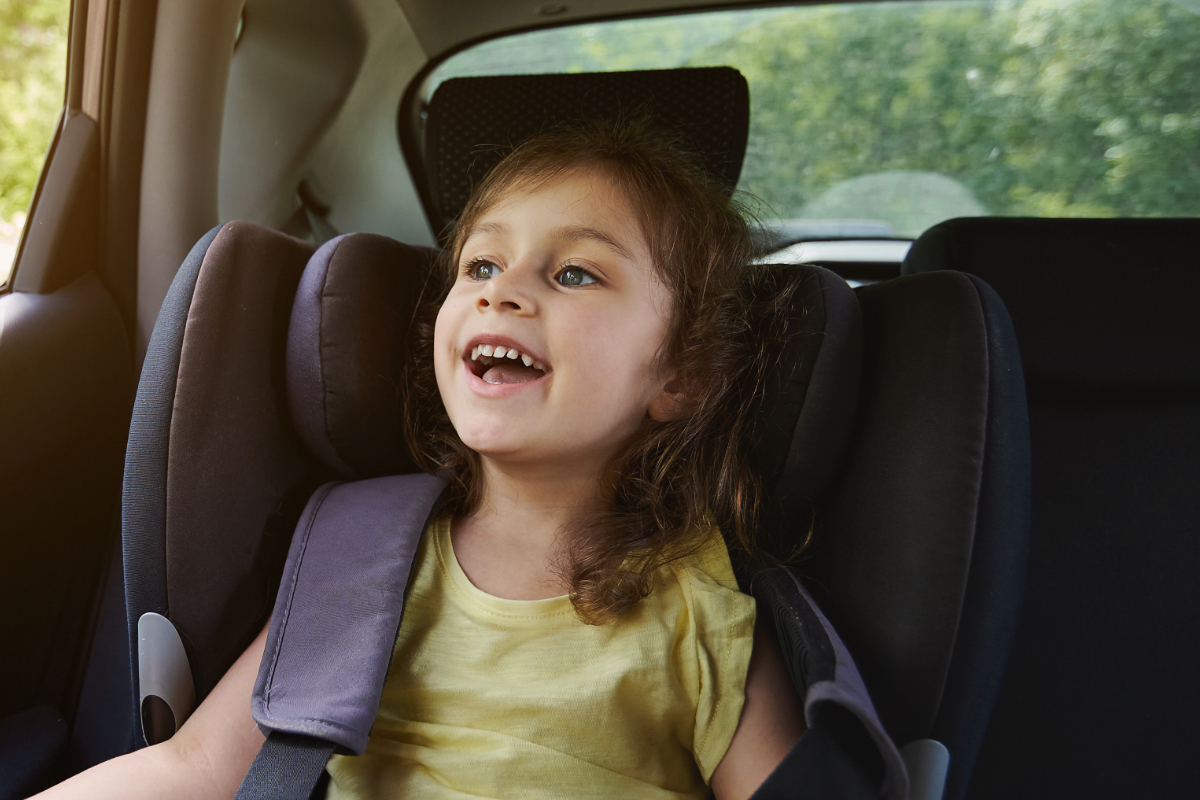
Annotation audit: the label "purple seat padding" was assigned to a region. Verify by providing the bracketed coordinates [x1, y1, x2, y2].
[252, 473, 447, 753]
[287, 233, 438, 479]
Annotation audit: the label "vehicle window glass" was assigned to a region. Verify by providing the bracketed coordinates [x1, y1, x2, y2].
[1, 0, 70, 285]
[427, 0, 1200, 240]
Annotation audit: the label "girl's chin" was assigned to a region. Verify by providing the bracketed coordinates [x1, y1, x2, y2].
[453, 430, 529, 459]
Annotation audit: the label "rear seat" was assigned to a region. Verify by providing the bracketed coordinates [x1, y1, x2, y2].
[902, 217, 1200, 799]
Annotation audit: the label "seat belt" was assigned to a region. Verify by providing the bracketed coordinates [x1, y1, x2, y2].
[236, 732, 336, 800]
[237, 475, 907, 799]
[236, 472, 448, 800]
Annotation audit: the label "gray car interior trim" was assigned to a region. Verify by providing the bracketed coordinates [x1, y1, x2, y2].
[136, 612, 196, 743]
[136, 0, 241, 360]
[900, 739, 951, 800]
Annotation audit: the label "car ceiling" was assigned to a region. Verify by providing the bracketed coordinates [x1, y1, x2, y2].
[394, 0, 765, 58]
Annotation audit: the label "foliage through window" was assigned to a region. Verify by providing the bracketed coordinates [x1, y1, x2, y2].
[0, 0, 69, 284]
[429, 0, 1200, 239]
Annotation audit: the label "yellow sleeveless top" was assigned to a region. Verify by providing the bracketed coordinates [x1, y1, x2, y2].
[326, 516, 756, 799]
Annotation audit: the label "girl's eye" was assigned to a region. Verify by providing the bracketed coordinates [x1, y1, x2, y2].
[557, 266, 597, 287]
[466, 260, 500, 280]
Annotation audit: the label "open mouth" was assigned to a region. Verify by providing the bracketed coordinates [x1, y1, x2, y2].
[466, 344, 550, 385]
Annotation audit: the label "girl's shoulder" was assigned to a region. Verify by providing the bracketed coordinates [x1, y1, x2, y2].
[652, 524, 755, 648]
[665, 524, 745, 595]
[655, 524, 757, 782]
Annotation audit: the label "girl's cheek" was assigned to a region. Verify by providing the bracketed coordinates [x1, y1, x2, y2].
[432, 305, 454, 394]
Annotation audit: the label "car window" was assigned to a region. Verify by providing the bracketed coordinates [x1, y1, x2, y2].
[0, 0, 70, 285]
[426, 0, 1200, 243]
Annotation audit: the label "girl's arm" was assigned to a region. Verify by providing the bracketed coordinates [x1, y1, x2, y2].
[709, 619, 808, 800]
[33, 624, 268, 800]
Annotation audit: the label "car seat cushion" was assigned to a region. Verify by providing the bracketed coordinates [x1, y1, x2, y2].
[163, 222, 323, 697]
[287, 233, 439, 478]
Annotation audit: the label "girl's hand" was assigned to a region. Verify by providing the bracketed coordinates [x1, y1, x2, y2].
[710, 619, 807, 800]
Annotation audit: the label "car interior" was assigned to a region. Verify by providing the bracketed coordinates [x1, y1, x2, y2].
[0, 0, 1196, 798]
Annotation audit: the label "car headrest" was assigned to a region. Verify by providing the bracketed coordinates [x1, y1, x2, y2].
[287, 233, 439, 479]
[423, 67, 750, 237]
[902, 217, 1200, 391]
[286, 234, 862, 561]
[746, 265, 862, 562]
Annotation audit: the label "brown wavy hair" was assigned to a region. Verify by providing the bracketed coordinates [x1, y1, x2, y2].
[403, 119, 800, 624]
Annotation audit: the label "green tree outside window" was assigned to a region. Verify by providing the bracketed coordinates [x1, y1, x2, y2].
[1, 0, 69, 284]
[433, 0, 1200, 239]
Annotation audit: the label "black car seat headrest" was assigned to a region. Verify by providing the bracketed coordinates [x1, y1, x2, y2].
[902, 217, 1200, 392]
[744, 265, 863, 564]
[799, 269, 1031, 800]
[423, 67, 750, 237]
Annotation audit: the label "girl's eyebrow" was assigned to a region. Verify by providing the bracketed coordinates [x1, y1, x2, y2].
[464, 222, 636, 262]
[463, 221, 506, 244]
[554, 225, 636, 262]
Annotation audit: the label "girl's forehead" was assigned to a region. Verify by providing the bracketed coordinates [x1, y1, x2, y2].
[508, 164, 637, 211]
[468, 166, 650, 248]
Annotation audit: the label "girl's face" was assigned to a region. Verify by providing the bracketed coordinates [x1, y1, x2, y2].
[434, 166, 678, 478]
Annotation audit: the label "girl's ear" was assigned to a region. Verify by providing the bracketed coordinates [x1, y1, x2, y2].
[648, 378, 695, 422]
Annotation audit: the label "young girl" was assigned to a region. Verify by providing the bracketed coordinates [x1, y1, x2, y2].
[38, 122, 806, 800]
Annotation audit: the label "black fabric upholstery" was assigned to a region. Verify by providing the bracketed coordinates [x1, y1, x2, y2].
[162, 223, 326, 699]
[66, 539, 138, 773]
[904, 217, 1200, 799]
[903, 217, 1200, 388]
[0, 704, 67, 799]
[424, 68, 749, 236]
[802, 272, 1030, 799]
[929, 275, 1030, 799]
[751, 704, 884, 800]
[748, 265, 863, 569]
[122, 223, 222, 736]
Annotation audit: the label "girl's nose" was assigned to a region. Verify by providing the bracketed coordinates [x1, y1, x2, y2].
[476, 269, 536, 314]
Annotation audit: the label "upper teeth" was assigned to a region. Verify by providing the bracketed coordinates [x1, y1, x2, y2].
[470, 344, 546, 372]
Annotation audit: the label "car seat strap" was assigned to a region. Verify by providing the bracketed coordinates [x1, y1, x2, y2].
[235, 731, 336, 800]
[244, 472, 448, 791]
[752, 567, 910, 800]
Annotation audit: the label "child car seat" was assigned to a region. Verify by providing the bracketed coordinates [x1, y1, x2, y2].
[124, 218, 909, 798]
[902, 217, 1200, 799]
[121, 68, 1034, 799]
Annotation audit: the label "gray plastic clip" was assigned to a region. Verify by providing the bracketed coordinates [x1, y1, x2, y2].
[900, 738, 950, 800]
[137, 612, 196, 745]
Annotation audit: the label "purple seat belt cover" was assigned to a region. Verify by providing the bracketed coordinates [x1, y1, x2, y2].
[251, 472, 448, 754]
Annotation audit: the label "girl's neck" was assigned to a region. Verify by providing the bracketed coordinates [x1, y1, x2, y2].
[449, 458, 602, 600]
[466, 457, 601, 547]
